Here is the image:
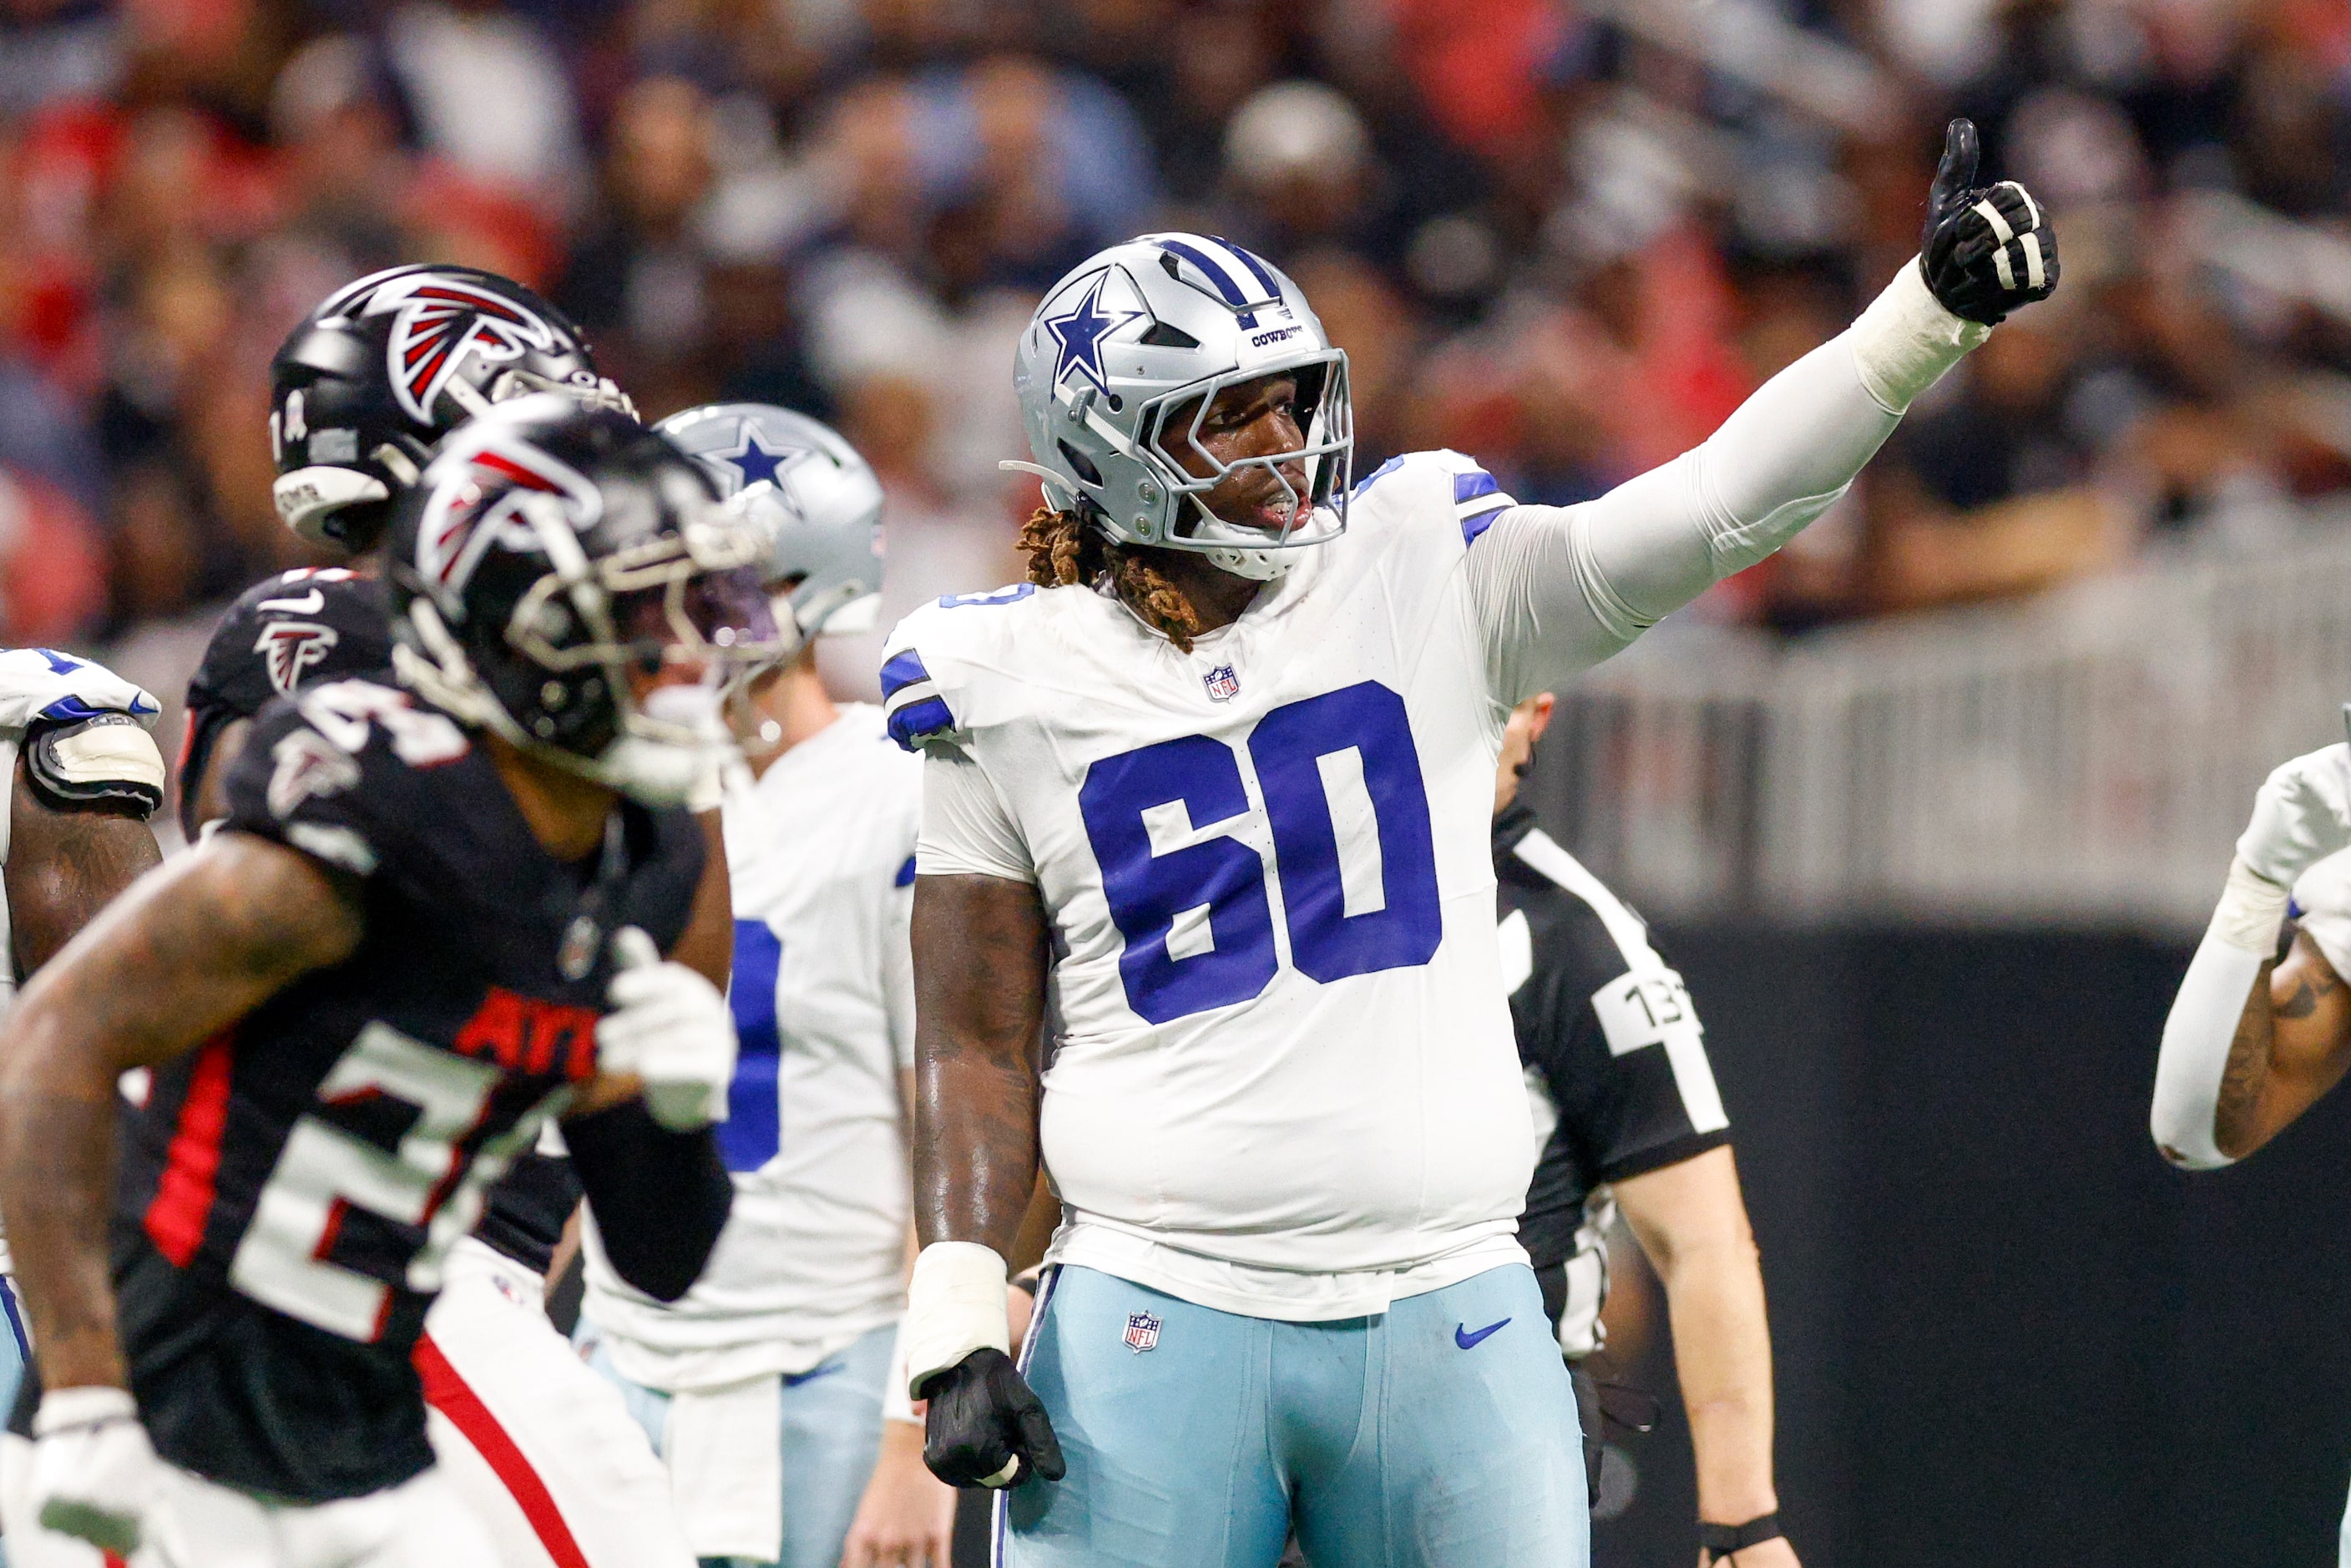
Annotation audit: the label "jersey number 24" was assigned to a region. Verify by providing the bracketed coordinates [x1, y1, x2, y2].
[1079, 681, 1440, 1024]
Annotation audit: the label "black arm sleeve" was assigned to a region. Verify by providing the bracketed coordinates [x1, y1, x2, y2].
[563, 1101, 733, 1302]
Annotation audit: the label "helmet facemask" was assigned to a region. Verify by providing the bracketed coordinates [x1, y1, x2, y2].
[396, 445, 786, 808]
[1140, 356, 1352, 580]
[1009, 236, 1358, 584]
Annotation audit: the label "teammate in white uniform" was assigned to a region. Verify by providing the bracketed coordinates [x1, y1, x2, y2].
[580, 405, 956, 1565]
[2154, 735, 2351, 1566]
[0, 650, 165, 1568]
[887, 121, 2058, 1566]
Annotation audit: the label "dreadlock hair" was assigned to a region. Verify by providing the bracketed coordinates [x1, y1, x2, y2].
[1018, 505, 1205, 652]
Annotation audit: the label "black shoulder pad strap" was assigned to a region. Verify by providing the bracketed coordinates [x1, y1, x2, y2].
[24, 713, 165, 820]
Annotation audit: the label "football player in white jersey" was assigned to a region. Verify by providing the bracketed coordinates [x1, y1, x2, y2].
[0, 650, 166, 1568]
[578, 404, 958, 1566]
[882, 120, 2058, 1566]
[2154, 733, 2351, 1566]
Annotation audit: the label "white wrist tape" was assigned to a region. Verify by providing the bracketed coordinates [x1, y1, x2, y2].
[2210, 853, 2292, 954]
[2150, 856, 2288, 1171]
[903, 1242, 1010, 1402]
[34, 1387, 136, 1435]
[1848, 256, 1991, 412]
[882, 1313, 920, 1426]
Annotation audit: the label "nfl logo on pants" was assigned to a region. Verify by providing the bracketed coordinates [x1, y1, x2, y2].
[1124, 1311, 1161, 1353]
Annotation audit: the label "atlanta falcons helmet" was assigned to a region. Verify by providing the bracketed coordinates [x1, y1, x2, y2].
[385, 396, 782, 807]
[270, 265, 634, 553]
[1009, 233, 1352, 580]
[654, 403, 885, 645]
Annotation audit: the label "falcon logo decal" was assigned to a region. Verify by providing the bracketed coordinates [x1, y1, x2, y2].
[255, 620, 339, 698]
[415, 431, 602, 594]
[356, 272, 559, 424]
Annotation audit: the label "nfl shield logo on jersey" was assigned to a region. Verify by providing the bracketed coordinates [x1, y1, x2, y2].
[1204, 665, 1240, 702]
[1123, 1311, 1162, 1353]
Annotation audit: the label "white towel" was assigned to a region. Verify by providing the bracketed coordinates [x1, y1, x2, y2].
[665, 1372, 783, 1560]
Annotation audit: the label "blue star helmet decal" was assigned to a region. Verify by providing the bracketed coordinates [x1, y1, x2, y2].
[713, 422, 811, 497]
[1044, 273, 1141, 395]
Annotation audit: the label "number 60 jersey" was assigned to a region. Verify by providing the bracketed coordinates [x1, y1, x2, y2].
[883, 451, 1547, 1323]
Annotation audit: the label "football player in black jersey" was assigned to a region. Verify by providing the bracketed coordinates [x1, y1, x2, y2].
[0, 399, 764, 1566]
[179, 269, 709, 1567]
[1494, 695, 1797, 1568]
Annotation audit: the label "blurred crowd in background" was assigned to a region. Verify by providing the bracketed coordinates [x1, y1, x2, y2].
[4, 0, 2351, 739]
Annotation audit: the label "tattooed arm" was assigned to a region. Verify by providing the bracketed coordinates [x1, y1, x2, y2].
[2212, 928, 2351, 1160]
[910, 873, 1050, 1253]
[6, 752, 164, 979]
[0, 832, 361, 1389]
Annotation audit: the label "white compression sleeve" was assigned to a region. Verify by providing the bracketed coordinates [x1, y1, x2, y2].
[2151, 856, 2291, 1170]
[1470, 258, 1986, 702]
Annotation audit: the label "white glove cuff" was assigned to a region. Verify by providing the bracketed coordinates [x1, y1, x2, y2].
[2210, 854, 2292, 955]
[882, 1314, 920, 1426]
[904, 1242, 1010, 1401]
[1848, 257, 1992, 412]
[34, 1387, 137, 1435]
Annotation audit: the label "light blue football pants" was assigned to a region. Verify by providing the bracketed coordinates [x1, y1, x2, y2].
[0, 1273, 27, 1568]
[586, 1321, 894, 1568]
[999, 1262, 1588, 1568]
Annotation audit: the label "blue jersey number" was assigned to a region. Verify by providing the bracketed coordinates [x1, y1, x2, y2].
[1079, 680, 1441, 1024]
[720, 920, 783, 1171]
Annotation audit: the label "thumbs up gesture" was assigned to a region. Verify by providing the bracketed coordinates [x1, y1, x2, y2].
[1919, 119, 2060, 326]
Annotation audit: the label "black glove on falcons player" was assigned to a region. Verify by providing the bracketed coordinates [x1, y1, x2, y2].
[1920, 118, 2059, 326]
[921, 1348, 1067, 1489]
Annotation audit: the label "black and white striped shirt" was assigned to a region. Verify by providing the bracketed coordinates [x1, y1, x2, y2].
[1494, 803, 1733, 1357]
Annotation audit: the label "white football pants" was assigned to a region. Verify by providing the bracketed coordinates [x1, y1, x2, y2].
[0, 1438, 498, 1568]
[419, 1237, 695, 1568]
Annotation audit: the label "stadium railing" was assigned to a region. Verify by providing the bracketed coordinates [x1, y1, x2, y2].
[1533, 513, 2351, 929]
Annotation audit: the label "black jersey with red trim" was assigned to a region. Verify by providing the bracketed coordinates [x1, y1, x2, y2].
[1494, 803, 1732, 1357]
[114, 676, 704, 1500]
[179, 569, 582, 1277]
[179, 568, 392, 842]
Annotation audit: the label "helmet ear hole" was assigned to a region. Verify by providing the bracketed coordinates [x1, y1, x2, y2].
[1057, 441, 1105, 488]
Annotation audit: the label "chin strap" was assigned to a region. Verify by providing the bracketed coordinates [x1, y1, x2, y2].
[1699, 1512, 1782, 1561]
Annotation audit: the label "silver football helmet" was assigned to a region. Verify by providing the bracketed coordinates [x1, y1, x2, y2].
[1009, 233, 1352, 580]
[655, 403, 886, 644]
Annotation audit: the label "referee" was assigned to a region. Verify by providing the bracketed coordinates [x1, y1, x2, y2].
[1495, 693, 1798, 1568]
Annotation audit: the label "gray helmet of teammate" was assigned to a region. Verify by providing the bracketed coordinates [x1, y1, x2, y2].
[655, 403, 886, 642]
[1007, 233, 1352, 581]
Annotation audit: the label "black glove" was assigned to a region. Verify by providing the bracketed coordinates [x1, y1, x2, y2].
[1919, 118, 2059, 326]
[918, 1348, 1066, 1489]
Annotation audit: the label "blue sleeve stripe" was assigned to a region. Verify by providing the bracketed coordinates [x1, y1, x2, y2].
[887, 696, 957, 751]
[1351, 455, 1408, 498]
[1462, 511, 1502, 547]
[878, 650, 932, 701]
[895, 855, 918, 888]
[1453, 469, 1501, 504]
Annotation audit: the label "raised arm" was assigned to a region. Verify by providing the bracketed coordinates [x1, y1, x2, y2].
[1473, 122, 2056, 702]
[2154, 746, 2351, 1167]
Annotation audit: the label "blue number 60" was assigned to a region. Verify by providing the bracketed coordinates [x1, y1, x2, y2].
[1078, 681, 1441, 1024]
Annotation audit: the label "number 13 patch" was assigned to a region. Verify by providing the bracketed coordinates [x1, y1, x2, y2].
[1591, 968, 1728, 1133]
